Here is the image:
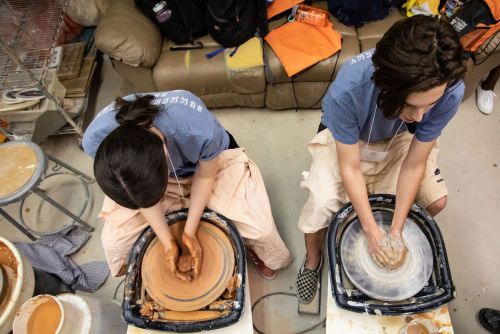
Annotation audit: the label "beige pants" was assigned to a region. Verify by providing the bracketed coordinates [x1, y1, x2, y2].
[298, 129, 448, 233]
[100, 148, 292, 276]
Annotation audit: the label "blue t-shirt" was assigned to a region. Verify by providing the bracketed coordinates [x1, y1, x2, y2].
[82, 90, 229, 177]
[321, 49, 464, 145]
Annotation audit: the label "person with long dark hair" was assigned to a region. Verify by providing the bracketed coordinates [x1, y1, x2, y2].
[83, 90, 292, 279]
[296, 15, 467, 303]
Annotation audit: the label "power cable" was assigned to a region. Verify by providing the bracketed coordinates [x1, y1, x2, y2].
[252, 292, 326, 334]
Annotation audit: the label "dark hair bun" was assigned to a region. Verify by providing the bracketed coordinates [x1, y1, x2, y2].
[115, 94, 161, 127]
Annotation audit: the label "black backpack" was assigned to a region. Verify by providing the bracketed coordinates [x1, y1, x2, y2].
[133, 0, 207, 45]
[327, 0, 404, 27]
[205, 0, 268, 48]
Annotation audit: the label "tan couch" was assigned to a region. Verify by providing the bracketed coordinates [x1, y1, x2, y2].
[96, 0, 500, 110]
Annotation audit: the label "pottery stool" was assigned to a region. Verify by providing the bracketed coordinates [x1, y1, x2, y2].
[0, 140, 94, 240]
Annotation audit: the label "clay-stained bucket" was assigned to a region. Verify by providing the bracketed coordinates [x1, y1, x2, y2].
[13, 293, 127, 334]
[13, 294, 64, 334]
[0, 237, 35, 334]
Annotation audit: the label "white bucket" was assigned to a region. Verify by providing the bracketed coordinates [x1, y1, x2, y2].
[13, 293, 127, 334]
[72, 294, 127, 334]
[12, 294, 64, 334]
[0, 236, 35, 334]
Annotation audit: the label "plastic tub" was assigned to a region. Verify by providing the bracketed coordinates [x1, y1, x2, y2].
[13, 294, 64, 334]
[0, 236, 35, 334]
[13, 293, 126, 334]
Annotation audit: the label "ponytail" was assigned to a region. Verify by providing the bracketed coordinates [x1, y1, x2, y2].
[115, 94, 161, 128]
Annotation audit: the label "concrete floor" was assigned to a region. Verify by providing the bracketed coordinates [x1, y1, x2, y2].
[1, 59, 499, 334]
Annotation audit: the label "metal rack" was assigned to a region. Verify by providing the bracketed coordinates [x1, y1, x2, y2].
[0, 0, 83, 140]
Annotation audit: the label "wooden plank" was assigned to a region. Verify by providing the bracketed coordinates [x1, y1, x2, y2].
[298, 279, 321, 315]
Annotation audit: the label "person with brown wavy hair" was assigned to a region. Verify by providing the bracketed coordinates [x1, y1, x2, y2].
[296, 15, 467, 304]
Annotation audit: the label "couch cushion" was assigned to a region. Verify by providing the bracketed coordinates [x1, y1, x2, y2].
[200, 92, 266, 109]
[474, 32, 500, 65]
[265, 81, 332, 110]
[162, 35, 222, 52]
[265, 34, 359, 83]
[153, 37, 265, 95]
[264, 1, 358, 83]
[95, 0, 161, 67]
[356, 9, 406, 51]
[111, 60, 158, 92]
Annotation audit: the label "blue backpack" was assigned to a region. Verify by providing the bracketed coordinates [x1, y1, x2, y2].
[327, 0, 404, 27]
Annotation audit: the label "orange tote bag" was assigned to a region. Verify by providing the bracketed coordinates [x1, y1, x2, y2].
[265, 20, 342, 77]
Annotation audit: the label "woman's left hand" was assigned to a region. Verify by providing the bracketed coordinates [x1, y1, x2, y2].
[181, 232, 203, 279]
[382, 229, 408, 270]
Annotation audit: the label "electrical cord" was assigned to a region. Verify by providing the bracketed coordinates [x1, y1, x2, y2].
[472, 30, 499, 66]
[114, 280, 325, 332]
[290, 48, 341, 111]
[113, 278, 126, 301]
[252, 292, 326, 334]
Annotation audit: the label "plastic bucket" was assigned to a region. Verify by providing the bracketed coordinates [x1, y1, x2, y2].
[0, 237, 35, 334]
[13, 293, 126, 334]
[13, 294, 64, 334]
[57, 294, 126, 334]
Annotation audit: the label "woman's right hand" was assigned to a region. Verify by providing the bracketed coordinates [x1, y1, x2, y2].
[365, 225, 407, 270]
[164, 239, 193, 281]
[364, 224, 390, 267]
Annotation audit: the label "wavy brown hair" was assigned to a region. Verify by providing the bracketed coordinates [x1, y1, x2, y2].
[372, 15, 466, 119]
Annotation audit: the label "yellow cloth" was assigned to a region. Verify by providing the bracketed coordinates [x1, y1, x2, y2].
[402, 0, 439, 16]
[225, 37, 264, 70]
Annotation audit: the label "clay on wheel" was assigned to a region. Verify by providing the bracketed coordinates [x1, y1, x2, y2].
[141, 221, 235, 312]
[340, 211, 433, 302]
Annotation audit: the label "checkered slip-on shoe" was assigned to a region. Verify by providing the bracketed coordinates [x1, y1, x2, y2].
[296, 254, 323, 304]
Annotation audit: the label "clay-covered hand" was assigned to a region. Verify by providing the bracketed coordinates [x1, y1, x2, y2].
[373, 231, 408, 271]
[164, 239, 192, 281]
[177, 254, 192, 273]
[366, 225, 391, 267]
[182, 232, 203, 279]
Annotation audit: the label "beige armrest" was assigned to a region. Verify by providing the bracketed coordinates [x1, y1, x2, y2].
[95, 0, 162, 67]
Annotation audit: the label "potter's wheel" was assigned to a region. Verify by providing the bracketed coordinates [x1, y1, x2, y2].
[340, 211, 433, 302]
[141, 221, 235, 312]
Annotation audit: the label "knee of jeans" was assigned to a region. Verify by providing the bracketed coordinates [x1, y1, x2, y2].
[427, 196, 447, 213]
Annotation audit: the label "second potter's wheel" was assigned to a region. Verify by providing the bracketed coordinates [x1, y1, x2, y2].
[141, 221, 235, 312]
[340, 211, 433, 302]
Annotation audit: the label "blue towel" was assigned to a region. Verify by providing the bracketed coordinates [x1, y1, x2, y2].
[15, 226, 109, 292]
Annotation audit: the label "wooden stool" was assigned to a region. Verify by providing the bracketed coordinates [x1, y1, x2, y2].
[0, 141, 94, 240]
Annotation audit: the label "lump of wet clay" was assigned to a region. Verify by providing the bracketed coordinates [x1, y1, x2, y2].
[141, 221, 235, 312]
[372, 234, 408, 271]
